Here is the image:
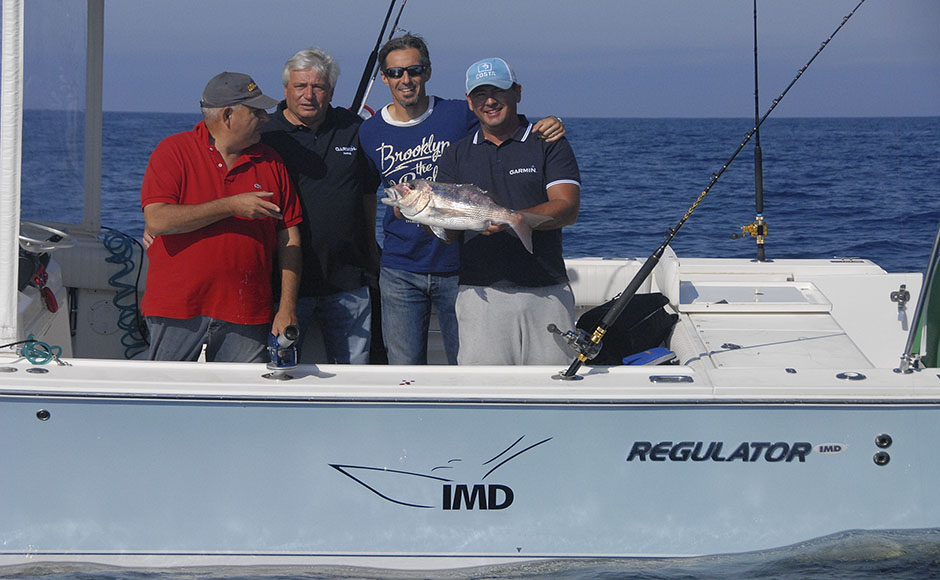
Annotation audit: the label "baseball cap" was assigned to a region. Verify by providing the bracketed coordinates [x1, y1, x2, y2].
[200, 72, 279, 110]
[465, 57, 517, 93]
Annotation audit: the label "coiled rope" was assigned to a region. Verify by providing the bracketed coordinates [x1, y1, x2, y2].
[0, 336, 62, 365]
[101, 228, 149, 359]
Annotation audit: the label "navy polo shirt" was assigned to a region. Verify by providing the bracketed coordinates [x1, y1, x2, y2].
[262, 102, 380, 296]
[437, 115, 580, 287]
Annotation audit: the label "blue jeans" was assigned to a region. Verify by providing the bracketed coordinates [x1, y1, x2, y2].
[146, 316, 268, 362]
[380, 266, 459, 365]
[296, 287, 371, 364]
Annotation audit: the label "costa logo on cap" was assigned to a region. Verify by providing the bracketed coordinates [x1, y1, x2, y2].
[465, 57, 516, 93]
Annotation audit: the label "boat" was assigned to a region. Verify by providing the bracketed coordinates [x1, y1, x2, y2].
[1, 0, 938, 573]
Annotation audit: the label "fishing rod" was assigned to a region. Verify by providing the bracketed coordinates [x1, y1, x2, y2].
[732, 0, 769, 262]
[554, 0, 867, 380]
[752, 0, 766, 262]
[351, 0, 397, 115]
[351, 0, 408, 117]
[357, 0, 408, 118]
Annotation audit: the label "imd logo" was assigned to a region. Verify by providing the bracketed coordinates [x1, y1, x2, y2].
[331, 436, 550, 510]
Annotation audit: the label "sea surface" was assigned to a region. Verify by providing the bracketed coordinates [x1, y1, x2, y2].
[20, 114, 940, 274]
[12, 114, 940, 579]
[2, 529, 939, 580]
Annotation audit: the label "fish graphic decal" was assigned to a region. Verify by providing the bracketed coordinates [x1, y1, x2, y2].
[330, 435, 552, 509]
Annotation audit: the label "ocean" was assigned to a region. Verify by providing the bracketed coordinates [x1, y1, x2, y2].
[12, 113, 940, 579]
[20, 114, 940, 274]
[4, 529, 940, 580]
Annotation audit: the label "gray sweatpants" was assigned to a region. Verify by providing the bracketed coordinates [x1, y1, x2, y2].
[455, 283, 576, 365]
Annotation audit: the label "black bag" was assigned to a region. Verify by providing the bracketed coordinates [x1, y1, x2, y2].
[576, 292, 678, 365]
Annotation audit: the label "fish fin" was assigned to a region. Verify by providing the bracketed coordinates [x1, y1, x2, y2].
[429, 226, 450, 242]
[509, 212, 552, 253]
[509, 223, 534, 253]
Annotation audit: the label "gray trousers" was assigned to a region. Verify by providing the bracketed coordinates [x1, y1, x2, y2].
[455, 283, 576, 365]
[146, 316, 268, 363]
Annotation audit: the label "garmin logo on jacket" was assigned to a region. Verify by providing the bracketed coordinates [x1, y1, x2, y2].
[509, 165, 538, 176]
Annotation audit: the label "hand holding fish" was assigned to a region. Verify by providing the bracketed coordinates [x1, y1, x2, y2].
[479, 223, 505, 236]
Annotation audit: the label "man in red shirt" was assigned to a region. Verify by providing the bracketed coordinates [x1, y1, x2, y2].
[141, 72, 303, 362]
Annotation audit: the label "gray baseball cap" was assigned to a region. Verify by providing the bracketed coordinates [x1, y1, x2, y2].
[200, 72, 278, 109]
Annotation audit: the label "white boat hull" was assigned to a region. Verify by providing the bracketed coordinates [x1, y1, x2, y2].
[0, 356, 938, 569]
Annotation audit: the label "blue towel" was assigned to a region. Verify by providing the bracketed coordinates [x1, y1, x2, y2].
[622, 347, 676, 366]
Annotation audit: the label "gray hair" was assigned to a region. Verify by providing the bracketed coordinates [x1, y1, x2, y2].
[200, 106, 224, 122]
[282, 47, 339, 89]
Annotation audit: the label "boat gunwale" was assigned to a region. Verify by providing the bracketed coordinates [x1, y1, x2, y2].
[3, 389, 940, 407]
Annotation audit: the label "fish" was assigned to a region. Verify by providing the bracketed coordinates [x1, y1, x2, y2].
[382, 179, 551, 253]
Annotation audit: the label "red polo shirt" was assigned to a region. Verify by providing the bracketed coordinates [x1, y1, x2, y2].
[140, 122, 302, 324]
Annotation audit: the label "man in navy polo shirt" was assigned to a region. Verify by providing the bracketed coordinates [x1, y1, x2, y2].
[262, 48, 380, 364]
[436, 57, 581, 365]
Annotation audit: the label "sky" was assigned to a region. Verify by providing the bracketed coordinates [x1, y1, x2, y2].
[24, 0, 940, 117]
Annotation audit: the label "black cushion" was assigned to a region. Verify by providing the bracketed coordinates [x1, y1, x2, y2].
[576, 292, 679, 365]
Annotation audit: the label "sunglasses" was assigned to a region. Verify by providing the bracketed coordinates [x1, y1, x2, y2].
[383, 65, 428, 79]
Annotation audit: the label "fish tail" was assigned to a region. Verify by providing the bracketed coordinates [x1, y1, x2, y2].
[510, 212, 552, 254]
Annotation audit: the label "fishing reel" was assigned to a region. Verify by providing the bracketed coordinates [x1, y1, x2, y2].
[732, 217, 769, 261]
[547, 324, 603, 361]
[731, 217, 768, 241]
[263, 324, 299, 381]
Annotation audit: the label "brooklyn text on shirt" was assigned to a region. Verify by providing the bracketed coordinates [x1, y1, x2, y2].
[376, 134, 451, 175]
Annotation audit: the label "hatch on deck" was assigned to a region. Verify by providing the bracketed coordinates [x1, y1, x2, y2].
[673, 280, 872, 369]
[679, 280, 831, 313]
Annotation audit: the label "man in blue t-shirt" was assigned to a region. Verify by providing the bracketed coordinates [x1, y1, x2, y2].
[437, 57, 581, 365]
[359, 34, 565, 365]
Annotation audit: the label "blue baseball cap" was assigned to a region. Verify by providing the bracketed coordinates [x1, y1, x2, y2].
[465, 57, 517, 93]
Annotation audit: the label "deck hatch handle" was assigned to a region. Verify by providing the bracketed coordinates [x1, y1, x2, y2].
[649, 375, 694, 384]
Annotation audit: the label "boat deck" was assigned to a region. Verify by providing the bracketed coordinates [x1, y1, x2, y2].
[1, 355, 939, 404]
[5, 244, 939, 403]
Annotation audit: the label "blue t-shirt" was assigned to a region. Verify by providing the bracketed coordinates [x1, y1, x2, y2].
[359, 97, 476, 273]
